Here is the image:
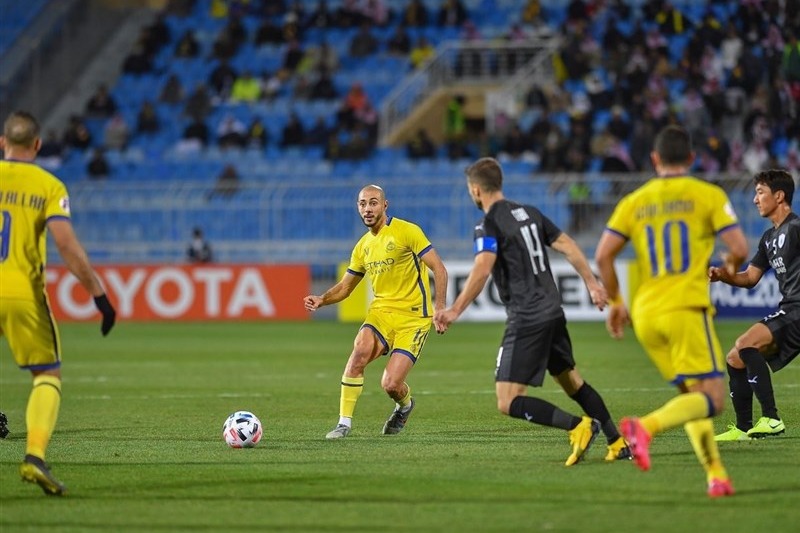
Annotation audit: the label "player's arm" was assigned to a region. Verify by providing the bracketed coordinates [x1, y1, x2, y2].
[550, 232, 607, 310]
[420, 247, 449, 334]
[303, 271, 363, 311]
[48, 218, 116, 335]
[594, 229, 630, 339]
[708, 226, 756, 286]
[709, 263, 764, 288]
[420, 247, 448, 311]
[440, 251, 495, 325]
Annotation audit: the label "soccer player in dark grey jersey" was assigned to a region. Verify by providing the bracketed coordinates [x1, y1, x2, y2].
[711, 169, 800, 441]
[438, 157, 631, 466]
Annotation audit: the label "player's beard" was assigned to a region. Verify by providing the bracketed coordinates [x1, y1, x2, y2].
[361, 212, 383, 227]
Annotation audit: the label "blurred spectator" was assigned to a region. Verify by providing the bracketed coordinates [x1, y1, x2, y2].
[184, 83, 212, 120]
[87, 148, 110, 179]
[159, 74, 185, 105]
[230, 71, 262, 102]
[335, 0, 363, 28]
[362, 0, 389, 27]
[720, 22, 743, 71]
[37, 130, 65, 169]
[281, 112, 306, 147]
[85, 84, 117, 118]
[208, 164, 240, 199]
[121, 43, 153, 75]
[307, 0, 333, 30]
[607, 106, 631, 140]
[305, 116, 330, 146]
[406, 129, 436, 159]
[209, 59, 238, 98]
[600, 138, 635, 173]
[283, 39, 305, 72]
[500, 124, 530, 159]
[246, 117, 269, 148]
[410, 37, 435, 69]
[62, 115, 92, 150]
[567, 179, 591, 233]
[293, 74, 313, 99]
[136, 101, 160, 134]
[386, 24, 411, 56]
[655, 2, 692, 36]
[349, 22, 379, 58]
[254, 18, 284, 46]
[402, 0, 428, 27]
[216, 114, 247, 149]
[444, 94, 468, 159]
[146, 12, 171, 51]
[310, 69, 338, 100]
[337, 83, 370, 129]
[187, 227, 213, 263]
[743, 140, 771, 173]
[521, 0, 542, 25]
[678, 86, 711, 139]
[783, 31, 800, 82]
[308, 41, 340, 73]
[183, 117, 209, 146]
[174, 29, 200, 58]
[438, 0, 467, 27]
[262, 69, 288, 100]
[282, 9, 303, 41]
[211, 15, 247, 60]
[103, 113, 130, 151]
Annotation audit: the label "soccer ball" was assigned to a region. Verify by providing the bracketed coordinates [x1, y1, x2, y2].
[223, 411, 263, 448]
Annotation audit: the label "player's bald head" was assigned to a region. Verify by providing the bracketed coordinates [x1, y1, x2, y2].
[359, 184, 386, 202]
[3, 111, 40, 149]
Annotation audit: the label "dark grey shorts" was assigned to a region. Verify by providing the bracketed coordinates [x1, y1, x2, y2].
[495, 316, 575, 386]
[762, 305, 800, 372]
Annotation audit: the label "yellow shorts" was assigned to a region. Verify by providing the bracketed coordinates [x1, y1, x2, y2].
[0, 296, 62, 370]
[362, 308, 431, 364]
[632, 307, 725, 386]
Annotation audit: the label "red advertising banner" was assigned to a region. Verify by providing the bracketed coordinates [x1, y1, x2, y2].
[45, 264, 310, 321]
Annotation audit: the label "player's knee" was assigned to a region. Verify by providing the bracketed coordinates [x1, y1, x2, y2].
[380, 374, 403, 396]
[725, 347, 744, 368]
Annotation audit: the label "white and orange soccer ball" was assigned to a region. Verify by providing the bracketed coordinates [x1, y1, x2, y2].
[223, 411, 263, 448]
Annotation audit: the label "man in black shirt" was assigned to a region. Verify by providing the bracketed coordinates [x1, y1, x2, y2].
[438, 157, 630, 466]
[711, 169, 800, 441]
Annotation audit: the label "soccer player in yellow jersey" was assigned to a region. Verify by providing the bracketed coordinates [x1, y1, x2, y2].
[0, 111, 117, 496]
[595, 125, 749, 498]
[303, 185, 448, 439]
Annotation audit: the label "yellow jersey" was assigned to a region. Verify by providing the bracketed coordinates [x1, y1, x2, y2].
[0, 160, 71, 299]
[606, 175, 739, 317]
[347, 216, 434, 318]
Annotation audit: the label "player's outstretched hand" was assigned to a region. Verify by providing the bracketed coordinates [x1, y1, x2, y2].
[606, 303, 630, 340]
[708, 266, 726, 283]
[93, 294, 116, 336]
[432, 309, 450, 334]
[303, 295, 323, 312]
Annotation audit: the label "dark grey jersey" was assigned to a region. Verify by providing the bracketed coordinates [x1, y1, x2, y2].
[473, 199, 564, 325]
[751, 212, 800, 308]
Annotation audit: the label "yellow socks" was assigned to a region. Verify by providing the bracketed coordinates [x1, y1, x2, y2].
[641, 392, 710, 436]
[396, 385, 412, 409]
[26, 374, 62, 460]
[339, 376, 364, 419]
[685, 418, 728, 481]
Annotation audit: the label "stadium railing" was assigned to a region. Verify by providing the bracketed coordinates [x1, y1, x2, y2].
[53, 171, 762, 268]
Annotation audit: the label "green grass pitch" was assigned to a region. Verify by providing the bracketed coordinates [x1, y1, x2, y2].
[1, 321, 798, 532]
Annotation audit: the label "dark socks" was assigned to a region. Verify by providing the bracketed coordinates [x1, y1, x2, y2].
[740, 347, 779, 420]
[509, 396, 581, 431]
[727, 363, 753, 431]
[569, 382, 620, 444]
